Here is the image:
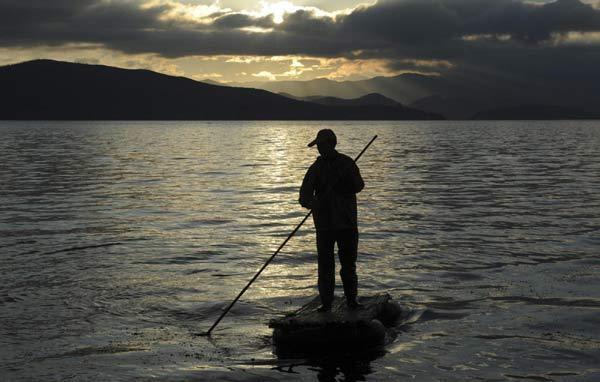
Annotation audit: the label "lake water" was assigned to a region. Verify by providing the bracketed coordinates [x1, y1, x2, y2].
[1, 121, 599, 381]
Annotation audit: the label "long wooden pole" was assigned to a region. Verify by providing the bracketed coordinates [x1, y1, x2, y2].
[201, 135, 378, 336]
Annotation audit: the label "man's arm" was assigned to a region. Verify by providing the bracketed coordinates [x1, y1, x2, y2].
[299, 163, 317, 209]
[335, 159, 364, 195]
[351, 162, 365, 193]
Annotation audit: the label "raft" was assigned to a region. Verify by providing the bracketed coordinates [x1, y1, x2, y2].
[269, 293, 402, 354]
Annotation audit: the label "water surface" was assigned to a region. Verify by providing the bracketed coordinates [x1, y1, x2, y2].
[1, 121, 599, 381]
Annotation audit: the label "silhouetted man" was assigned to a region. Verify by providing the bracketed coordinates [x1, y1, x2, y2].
[299, 129, 365, 312]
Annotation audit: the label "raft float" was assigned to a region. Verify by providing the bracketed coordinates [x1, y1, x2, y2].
[269, 293, 403, 353]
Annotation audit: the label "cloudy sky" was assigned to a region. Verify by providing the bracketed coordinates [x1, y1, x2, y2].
[1, 0, 600, 83]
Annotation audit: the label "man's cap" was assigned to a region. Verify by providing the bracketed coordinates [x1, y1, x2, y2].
[308, 129, 337, 147]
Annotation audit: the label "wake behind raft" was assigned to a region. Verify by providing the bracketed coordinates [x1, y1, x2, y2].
[269, 293, 403, 354]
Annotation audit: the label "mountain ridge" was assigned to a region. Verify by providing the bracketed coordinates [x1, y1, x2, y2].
[224, 71, 600, 120]
[0, 60, 443, 121]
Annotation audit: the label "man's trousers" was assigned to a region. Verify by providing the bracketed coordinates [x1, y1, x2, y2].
[316, 228, 359, 307]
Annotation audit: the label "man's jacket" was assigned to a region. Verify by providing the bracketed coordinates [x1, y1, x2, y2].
[299, 150, 364, 231]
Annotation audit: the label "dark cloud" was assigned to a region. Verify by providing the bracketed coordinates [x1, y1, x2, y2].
[335, 0, 600, 49]
[2, 0, 599, 57]
[213, 13, 274, 29]
[0, 0, 168, 48]
[277, 10, 337, 35]
[337, 0, 462, 44]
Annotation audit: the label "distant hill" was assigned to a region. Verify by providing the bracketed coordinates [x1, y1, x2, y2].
[234, 73, 600, 120]
[409, 95, 491, 120]
[472, 104, 600, 120]
[0, 60, 443, 120]
[234, 74, 440, 105]
[199, 79, 223, 86]
[280, 93, 400, 107]
[233, 74, 500, 119]
[277, 92, 300, 100]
